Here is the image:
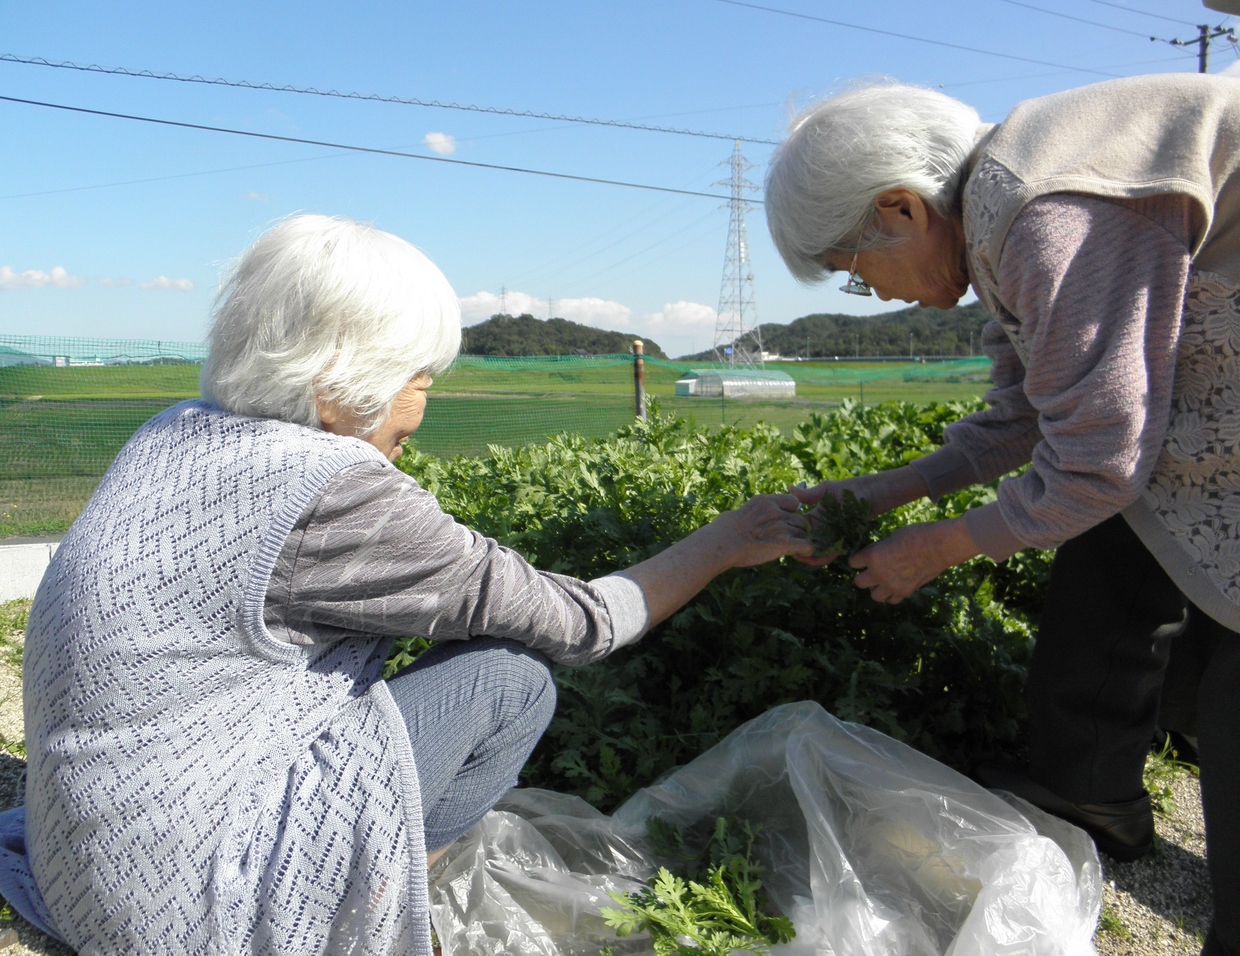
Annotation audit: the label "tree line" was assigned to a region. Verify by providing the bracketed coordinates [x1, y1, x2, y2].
[463, 303, 992, 361]
[462, 313, 668, 359]
[681, 301, 992, 360]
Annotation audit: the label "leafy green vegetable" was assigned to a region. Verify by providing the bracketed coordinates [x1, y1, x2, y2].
[806, 489, 874, 559]
[395, 400, 1053, 811]
[600, 817, 794, 956]
[383, 636, 434, 679]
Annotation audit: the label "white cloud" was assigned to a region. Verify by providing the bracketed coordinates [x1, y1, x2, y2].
[459, 290, 542, 322]
[139, 276, 195, 291]
[243, 190, 270, 202]
[97, 276, 134, 287]
[458, 290, 635, 329]
[0, 265, 86, 289]
[641, 300, 718, 330]
[423, 132, 457, 155]
[557, 296, 634, 327]
[636, 301, 721, 357]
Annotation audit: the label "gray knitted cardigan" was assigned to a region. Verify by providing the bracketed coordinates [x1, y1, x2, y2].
[4, 402, 435, 955]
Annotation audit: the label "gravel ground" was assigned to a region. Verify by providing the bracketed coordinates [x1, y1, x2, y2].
[1095, 771, 1213, 955]
[0, 598, 1215, 955]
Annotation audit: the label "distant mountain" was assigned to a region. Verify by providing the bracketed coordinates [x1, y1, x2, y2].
[461, 313, 668, 359]
[677, 301, 991, 361]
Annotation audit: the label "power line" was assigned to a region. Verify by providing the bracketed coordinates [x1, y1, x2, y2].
[939, 51, 1196, 88]
[1082, 0, 1199, 27]
[0, 53, 780, 146]
[586, 217, 724, 291]
[708, 0, 1123, 77]
[997, 0, 1165, 39]
[510, 190, 705, 288]
[0, 125, 591, 201]
[0, 152, 346, 201]
[0, 93, 747, 203]
[568, 207, 722, 289]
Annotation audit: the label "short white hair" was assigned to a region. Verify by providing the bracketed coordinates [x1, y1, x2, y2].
[765, 81, 981, 282]
[201, 214, 461, 435]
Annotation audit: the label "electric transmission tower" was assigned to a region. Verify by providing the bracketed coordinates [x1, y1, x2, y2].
[712, 140, 763, 367]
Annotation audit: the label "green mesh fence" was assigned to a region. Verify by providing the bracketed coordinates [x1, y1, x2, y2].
[0, 335, 992, 537]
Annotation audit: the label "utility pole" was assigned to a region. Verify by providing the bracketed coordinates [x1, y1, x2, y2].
[1164, 23, 1235, 72]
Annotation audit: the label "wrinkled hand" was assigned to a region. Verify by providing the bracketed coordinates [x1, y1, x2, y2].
[848, 518, 980, 603]
[712, 493, 814, 567]
[787, 478, 874, 566]
[788, 467, 933, 567]
[790, 467, 928, 517]
[789, 476, 868, 510]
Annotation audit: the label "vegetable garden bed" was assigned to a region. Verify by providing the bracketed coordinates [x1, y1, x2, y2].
[393, 399, 1053, 810]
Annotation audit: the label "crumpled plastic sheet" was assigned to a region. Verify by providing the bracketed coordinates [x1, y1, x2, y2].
[428, 701, 1102, 956]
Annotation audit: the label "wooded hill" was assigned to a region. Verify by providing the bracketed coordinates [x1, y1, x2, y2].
[462, 313, 668, 359]
[680, 301, 991, 360]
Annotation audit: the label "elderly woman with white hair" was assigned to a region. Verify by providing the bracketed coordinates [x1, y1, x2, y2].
[766, 75, 1240, 956]
[0, 215, 811, 955]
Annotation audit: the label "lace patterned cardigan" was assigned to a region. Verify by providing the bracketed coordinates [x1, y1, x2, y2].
[0, 401, 648, 955]
[910, 167, 1240, 631]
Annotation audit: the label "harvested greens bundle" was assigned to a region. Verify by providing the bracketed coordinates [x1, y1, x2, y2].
[599, 817, 794, 956]
[807, 489, 874, 559]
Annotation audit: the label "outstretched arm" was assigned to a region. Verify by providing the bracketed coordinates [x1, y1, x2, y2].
[266, 465, 811, 662]
[789, 318, 1039, 528]
[619, 492, 812, 627]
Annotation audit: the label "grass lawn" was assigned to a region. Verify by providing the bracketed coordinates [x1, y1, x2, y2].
[0, 361, 992, 537]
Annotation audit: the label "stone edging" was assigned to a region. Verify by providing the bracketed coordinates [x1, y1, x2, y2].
[0, 541, 61, 603]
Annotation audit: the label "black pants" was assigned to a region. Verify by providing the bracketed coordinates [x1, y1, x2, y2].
[1027, 514, 1239, 956]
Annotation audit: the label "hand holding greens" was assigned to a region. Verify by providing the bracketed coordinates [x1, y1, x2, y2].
[806, 489, 874, 559]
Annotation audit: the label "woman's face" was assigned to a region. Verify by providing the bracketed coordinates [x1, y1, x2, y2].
[318, 373, 433, 461]
[823, 189, 969, 310]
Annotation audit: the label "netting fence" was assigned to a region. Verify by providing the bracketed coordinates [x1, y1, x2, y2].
[1, 335, 992, 537]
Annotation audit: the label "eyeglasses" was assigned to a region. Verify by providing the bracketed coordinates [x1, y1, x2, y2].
[839, 253, 872, 297]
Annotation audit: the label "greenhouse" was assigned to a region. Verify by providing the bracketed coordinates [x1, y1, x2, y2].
[674, 368, 796, 399]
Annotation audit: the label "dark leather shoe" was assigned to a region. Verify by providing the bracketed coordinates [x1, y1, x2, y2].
[1202, 925, 1240, 956]
[974, 761, 1155, 863]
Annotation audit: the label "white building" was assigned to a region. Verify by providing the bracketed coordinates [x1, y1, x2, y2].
[674, 368, 796, 399]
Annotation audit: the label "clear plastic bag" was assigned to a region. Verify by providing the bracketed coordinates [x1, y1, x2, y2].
[428, 702, 1101, 956]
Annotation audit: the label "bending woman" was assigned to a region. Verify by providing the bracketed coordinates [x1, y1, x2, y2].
[764, 75, 1240, 956]
[0, 215, 811, 955]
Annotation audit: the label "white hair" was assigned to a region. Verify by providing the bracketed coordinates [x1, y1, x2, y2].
[764, 81, 981, 283]
[200, 214, 461, 435]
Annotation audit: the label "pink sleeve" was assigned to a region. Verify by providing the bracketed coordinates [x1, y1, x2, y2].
[972, 193, 1191, 559]
[909, 319, 1041, 500]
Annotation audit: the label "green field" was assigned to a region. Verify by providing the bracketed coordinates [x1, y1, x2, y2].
[0, 358, 992, 537]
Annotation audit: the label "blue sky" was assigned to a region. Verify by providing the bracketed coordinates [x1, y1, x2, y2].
[0, 0, 1227, 357]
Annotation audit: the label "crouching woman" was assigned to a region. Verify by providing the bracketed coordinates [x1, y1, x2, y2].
[0, 215, 812, 955]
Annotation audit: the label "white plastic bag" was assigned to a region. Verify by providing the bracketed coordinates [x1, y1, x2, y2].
[428, 701, 1101, 956]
